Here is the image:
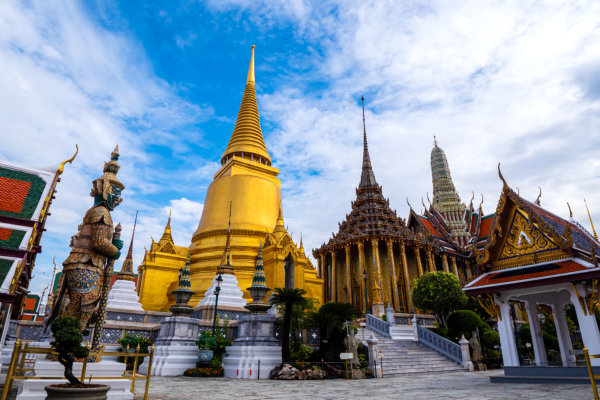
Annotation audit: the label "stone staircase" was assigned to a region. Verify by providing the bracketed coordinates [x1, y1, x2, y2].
[358, 328, 465, 376]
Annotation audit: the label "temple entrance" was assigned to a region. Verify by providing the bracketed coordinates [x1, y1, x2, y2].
[284, 253, 295, 289]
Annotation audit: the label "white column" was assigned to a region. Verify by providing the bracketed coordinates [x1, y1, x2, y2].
[497, 299, 520, 367]
[524, 300, 547, 366]
[551, 302, 576, 367]
[570, 284, 600, 366]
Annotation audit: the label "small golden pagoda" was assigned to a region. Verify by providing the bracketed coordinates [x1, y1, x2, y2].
[138, 46, 322, 311]
[137, 213, 188, 311]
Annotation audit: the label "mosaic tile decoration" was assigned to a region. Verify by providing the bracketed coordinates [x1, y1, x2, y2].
[0, 259, 14, 285]
[0, 228, 26, 250]
[0, 167, 47, 219]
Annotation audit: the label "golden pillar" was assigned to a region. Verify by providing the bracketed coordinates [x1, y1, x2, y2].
[451, 257, 459, 279]
[358, 241, 366, 313]
[442, 254, 449, 273]
[330, 250, 337, 302]
[371, 239, 384, 307]
[386, 240, 400, 311]
[465, 260, 473, 281]
[400, 243, 412, 311]
[319, 253, 327, 301]
[426, 250, 434, 272]
[414, 247, 424, 276]
[345, 244, 352, 304]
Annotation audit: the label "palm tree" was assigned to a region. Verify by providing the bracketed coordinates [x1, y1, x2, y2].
[270, 287, 308, 363]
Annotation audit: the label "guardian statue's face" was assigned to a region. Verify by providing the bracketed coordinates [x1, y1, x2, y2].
[105, 185, 122, 211]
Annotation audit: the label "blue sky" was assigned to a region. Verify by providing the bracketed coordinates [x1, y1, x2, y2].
[2, 0, 600, 296]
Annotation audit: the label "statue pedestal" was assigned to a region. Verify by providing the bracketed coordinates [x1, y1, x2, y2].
[16, 359, 132, 400]
[222, 313, 281, 379]
[139, 316, 200, 376]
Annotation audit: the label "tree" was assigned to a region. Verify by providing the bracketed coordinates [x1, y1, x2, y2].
[50, 317, 90, 385]
[270, 288, 308, 363]
[309, 302, 359, 362]
[411, 272, 467, 327]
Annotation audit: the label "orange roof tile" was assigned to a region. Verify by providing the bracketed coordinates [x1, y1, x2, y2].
[0, 177, 31, 214]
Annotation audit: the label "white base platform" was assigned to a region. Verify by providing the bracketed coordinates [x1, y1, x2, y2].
[16, 359, 132, 400]
[222, 345, 281, 379]
[199, 274, 247, 309]
[139, 345, 197, 376]
[107, 280, 143, 311]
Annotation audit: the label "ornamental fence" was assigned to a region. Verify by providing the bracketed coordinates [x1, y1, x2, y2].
[1, 339, 153, 400]
[417, 325, 463, 364]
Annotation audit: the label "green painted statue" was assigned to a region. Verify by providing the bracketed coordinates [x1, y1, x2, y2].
[47, 146, 124, 331]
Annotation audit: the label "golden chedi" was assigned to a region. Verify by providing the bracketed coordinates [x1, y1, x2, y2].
[137, 46, 323, 312]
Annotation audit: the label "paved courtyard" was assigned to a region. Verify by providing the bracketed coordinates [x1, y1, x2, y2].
[134, 370, 594, 400]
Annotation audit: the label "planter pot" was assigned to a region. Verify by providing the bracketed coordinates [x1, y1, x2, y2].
[44, 384, 110, 400]
[197, 349, 214, 366]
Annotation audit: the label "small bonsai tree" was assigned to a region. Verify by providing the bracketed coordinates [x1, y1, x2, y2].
[50, 317, 90, 385]
[411, 271, 467, 327]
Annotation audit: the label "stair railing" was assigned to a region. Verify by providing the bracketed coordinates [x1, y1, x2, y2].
[366, 313, 391, 338]
[417, 325, 462, 364]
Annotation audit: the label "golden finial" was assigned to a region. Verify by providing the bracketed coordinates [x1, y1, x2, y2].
[497, 162, 509, 191]
[535, 187, 542, 206]
[406, 197, 413, 210]
[585, 199, 598, 241]
[58, 144, 78, 175]
[433, 136, 438, 147]
[567, 202, 573, 219]
[247, 45, 255, 84]
[479, 194, 484, 211]
[426, 192, 432, 206]
[469, 191, 475, 207]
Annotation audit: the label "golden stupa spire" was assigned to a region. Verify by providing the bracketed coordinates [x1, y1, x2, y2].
[159, 210, 173, 245]
[221, 45, 271, 166]
[118, 211, 138, 280]
[585, 199, 599, 241]
[218, 202, 235, 275]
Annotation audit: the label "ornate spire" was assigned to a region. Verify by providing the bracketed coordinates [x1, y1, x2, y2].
[217, 203, 234, 274]
[245, 243, 271, 313]
[359, 96, 377, 188]
[221, 45, 271, 166]
[170, 250, 195, 316]
[117, 211, 138, 281]
[585, 199, 599, 241]
[159, 210, 173, 245]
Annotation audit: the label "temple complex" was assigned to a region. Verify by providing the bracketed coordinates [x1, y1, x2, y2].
[313, 99, 442, 315]
[137, 46, 322, 312]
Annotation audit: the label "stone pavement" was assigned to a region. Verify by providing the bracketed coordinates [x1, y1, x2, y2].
[133, 370, 594, 400]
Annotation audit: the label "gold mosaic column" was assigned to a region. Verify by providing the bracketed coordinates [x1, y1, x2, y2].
[345, 244, 352, 304]
[400, 243, 412, 311]
[451, 257, 459, 279]
[358, 241, 366, 313]
[425, 249, 432, 272]
[414, 247, 424, 276]
[330, 250, 337, 302]
[386, 240, 400, 311]
[442, 254, 450, 273]
[371, 239, 384, 306]
[319, 253, 327, 301]
[465, 260, 473, 281]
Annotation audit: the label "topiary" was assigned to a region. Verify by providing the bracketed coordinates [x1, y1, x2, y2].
[50, 317, 90, 385]
[481, 330, 500, 349]
[412, 272, 467, 327]
[446, 310, 490, 342]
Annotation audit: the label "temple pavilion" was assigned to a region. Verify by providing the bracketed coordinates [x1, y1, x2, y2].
[463, 167, 600, 372]
[137, 46, 323, 312]
[313, 100, 443, 316]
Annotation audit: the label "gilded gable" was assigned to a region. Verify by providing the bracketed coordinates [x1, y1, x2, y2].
[498, 209, 557, 261]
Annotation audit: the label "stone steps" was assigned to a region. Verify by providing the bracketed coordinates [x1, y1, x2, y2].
[358, 327, 464, 376]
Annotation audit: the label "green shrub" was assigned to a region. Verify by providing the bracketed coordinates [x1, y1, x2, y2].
[519, 324, 531, 343]
[543, 331, 559, 351]
[446, 310, 490, 342]
[116, 334, 152, 371]
[481, 330, 500, 349]
[412, 272, 467, 327]
[484, 349, 501, 361]
[290, 344, 312, 363]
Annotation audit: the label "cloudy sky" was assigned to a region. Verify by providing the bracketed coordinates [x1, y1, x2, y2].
[2, 0, 600, 295]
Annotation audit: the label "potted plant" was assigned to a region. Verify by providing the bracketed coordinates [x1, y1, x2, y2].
[196, 331, 215, 367]
[45, 317, 110, 399]
[116, 333, 152, 371]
